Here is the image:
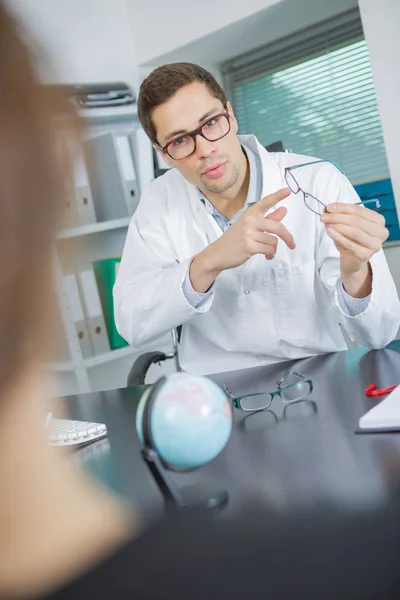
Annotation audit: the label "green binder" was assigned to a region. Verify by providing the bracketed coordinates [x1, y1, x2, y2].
[92, 257, 128, 350]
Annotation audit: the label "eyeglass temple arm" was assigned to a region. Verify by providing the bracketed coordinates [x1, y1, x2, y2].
[223, 385, 234, 399]
[286, 166, 381, 210]
[285, 161, 383, 208]
[276, 371, 312, 387]
[286, 159, 345, 174]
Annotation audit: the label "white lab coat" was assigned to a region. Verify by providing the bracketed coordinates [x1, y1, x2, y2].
[114, 135, 400, 375]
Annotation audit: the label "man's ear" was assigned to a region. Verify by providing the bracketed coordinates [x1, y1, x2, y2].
[153, 144, 174, 169]
[226, 101, 238, 134]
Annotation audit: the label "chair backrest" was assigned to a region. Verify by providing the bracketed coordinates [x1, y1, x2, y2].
[155, 167, 170, 178]
[126, 328, 181, 387]
[265, 140, 285, 153]
[177, 325, 182, 342]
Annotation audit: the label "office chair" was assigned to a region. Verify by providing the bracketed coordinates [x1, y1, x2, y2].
[155, 167, 170, 178]
[265, 140, 285, 153]
[127, 327, 181, 386]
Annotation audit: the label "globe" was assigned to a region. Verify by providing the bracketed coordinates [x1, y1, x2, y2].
[136, 372, 232, 470]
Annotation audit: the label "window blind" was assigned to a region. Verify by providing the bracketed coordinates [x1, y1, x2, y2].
[222, 9, 389, 185]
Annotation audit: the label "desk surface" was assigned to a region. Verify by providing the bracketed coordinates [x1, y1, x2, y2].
[58, 342, 400, 522]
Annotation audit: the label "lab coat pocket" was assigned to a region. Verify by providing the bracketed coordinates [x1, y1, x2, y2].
[273, 262, 318, 344]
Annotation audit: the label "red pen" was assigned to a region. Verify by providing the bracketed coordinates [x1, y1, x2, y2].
[365, 382, 398, 397]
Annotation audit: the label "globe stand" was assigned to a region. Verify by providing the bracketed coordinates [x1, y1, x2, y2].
[140, 377, 229, 512]
[142, 446, 228, 511]
[178, 483, 229, 511]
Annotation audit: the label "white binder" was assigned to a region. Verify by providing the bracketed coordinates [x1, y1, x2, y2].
[72, 147, 97, 225]
[53, 306, 71, 362]
[55, 140, 80, 229]
[62, 182, 80, 228]
[76, 266, 110, 355]
[63, 273, 93, 359]
[116, 134, 139, 214]
[86, 132, 139, 221]
[129, 127, 155, 193]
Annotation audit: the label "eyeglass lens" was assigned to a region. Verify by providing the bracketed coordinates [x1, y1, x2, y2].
[303, 192, 326, 216]
[280, 380, 310, 403]
[285, 169, 300, 193]
[240, 393, 273, 412]
[168, 115, 230, 159]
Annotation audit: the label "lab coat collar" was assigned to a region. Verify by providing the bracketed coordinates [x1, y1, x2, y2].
[238, 134, 284, 199]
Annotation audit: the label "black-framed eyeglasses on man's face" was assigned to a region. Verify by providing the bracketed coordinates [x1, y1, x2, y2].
[158, 111, 231, 161]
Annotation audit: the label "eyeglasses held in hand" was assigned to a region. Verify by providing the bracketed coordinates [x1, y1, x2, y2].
[224, 371, 313, 412]
[284, 159, 381, 216]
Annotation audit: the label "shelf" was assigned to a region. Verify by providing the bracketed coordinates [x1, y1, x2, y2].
[47, 361, 74, 373]
[57, 217, 131, 240]
[47, 346, 135, 372]
[84, 345, 136, 368]
[79, 104, 138, 121]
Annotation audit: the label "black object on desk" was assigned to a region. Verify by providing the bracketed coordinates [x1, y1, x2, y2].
[140, 376, 229, 511]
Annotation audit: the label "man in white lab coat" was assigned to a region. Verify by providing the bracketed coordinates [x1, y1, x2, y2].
[114, 63, 400, 375]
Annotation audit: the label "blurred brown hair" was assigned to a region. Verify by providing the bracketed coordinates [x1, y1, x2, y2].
[137, 63, 227, 144]
[0, 3, 77, 394]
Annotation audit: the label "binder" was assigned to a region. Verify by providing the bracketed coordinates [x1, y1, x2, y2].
[77, 266, 111, 355]
[129, 127, 155, 193]
[72, 145, 97, 225]
[116, 134, 139, 214]
[53, 305, 71, 362]
[92, 257, 128, 350]
[62, 181, 80, 228]
[86, 132, 139, 221]
[55, 140, 80, 229]
[63, 273, 93, 358]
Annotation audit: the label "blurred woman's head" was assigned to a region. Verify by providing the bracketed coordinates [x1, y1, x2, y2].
[0, 2, 75, 396]
[0, 5, 133, 599]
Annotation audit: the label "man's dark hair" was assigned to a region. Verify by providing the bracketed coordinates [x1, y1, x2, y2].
[137, 62, 228, 145]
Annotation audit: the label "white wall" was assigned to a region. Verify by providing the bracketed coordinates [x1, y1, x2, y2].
[359, 0, 400, 332]
[358, 0, 400, 213]
[128, 0, 358, 68]
[127, 0, 283, 66]
[7, 0, 144, 394]
[8, 0, 139, 91]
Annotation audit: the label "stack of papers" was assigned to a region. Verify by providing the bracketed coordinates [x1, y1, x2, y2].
[358, 385, 400, 432]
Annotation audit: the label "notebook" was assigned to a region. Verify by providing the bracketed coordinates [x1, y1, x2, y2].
[358, 385, 400, 433]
